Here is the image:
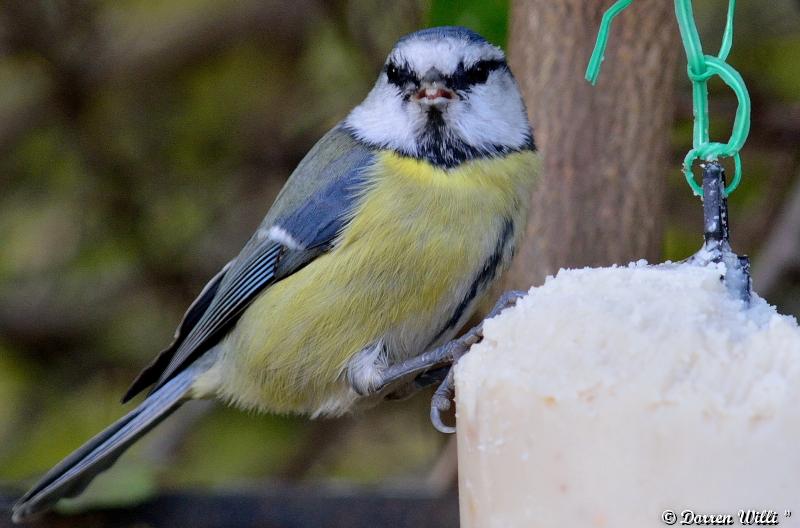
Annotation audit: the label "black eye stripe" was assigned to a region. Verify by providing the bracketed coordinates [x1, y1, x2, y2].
[468, 59, 505, 72]
[450, 59, 506, 91]
[384, 58, 507, 91]
[385, 62, 417, 87]
[464, 59, 505, 83]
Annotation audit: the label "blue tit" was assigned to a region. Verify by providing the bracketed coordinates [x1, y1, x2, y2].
[13, 26, 539, 522]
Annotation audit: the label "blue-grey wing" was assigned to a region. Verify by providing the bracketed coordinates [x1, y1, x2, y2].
[123, 125, 375, 401]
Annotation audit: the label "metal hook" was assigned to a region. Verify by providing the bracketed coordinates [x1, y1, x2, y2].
[687, 161, 751, 303]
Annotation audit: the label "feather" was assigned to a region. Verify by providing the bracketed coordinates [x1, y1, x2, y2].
[123, 125, 375, 400]
[13, 366, 198, 522]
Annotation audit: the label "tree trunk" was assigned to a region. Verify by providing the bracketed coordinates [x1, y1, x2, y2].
[506, 0, 681, 288]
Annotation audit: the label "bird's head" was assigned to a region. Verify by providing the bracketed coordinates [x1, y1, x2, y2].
[345, 26, 534, 168]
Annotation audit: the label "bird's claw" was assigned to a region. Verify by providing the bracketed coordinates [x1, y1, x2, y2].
[487, 289, 527, 319]
[429, 290, 527, 433]
[430, 368, 456, 433]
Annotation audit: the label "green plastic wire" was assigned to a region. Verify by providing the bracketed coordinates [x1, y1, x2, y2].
[584, 0, 751, 197]
[717, 0, 735, 61]
[585, 0, 633, 86]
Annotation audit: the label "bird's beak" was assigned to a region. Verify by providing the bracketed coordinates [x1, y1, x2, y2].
[414, 68, 455, 107]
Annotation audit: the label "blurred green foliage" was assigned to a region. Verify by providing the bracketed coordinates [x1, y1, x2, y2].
[428, 0, 509, 45]
[0, 0, 799, 514]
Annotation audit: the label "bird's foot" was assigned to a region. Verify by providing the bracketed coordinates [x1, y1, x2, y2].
[429, 290, 527, 433]
[487, 289, 527, 319]
[430, 368, 457, 433]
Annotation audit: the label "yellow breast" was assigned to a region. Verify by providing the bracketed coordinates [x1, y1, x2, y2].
[206, 150, 539, 415]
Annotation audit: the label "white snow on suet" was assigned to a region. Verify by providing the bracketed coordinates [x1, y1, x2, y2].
[455, 261, 800, 528]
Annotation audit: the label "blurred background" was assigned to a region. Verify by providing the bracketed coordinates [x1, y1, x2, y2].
[0, 0, 798, 521]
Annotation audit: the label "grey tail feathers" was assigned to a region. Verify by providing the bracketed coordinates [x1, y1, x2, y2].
[11, 368, 197, 523]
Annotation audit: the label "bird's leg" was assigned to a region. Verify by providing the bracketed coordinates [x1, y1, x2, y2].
[383, 366, 450, 400]
[371, 328, 483, 394]
[370, 290, 527, 432]
[428, 290, 526, 433]
[374, 290, 527, 393]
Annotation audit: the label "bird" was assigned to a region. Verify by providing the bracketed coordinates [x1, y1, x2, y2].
[12, 25, 539, 522]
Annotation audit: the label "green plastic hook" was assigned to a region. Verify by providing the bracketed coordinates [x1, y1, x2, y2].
[586, 0, 750, 197]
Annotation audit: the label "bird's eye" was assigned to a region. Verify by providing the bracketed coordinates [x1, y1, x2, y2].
[460, 59, 506, 87]
[385, 63, 414, 87]
[465, 61, 492, 85]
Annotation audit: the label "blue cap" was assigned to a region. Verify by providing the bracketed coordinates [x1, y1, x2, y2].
[398, 26, 488, 45]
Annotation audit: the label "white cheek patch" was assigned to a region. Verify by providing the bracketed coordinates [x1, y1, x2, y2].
[259, 225, 304, 250]
[345, 79, 423, 154]
[447, 73, 531, 150]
